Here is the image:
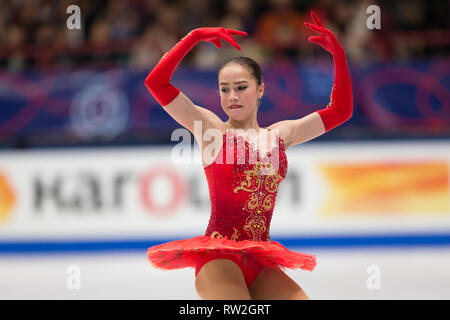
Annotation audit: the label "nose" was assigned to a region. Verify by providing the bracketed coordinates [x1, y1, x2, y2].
[228, 89, 239, 102]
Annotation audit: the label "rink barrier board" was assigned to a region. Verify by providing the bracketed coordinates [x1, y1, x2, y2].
[1, 233, 450, 254]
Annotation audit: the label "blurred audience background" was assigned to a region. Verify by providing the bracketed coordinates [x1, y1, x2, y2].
[0, 0, 449, 148]
[1, 0, 449, 72]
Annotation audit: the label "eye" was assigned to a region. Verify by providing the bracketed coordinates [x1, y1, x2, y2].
[238, 86, 247, 90]
[221, 88, 229, 93]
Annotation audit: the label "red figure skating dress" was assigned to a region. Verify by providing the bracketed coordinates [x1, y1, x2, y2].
[147, 128, 316, 287]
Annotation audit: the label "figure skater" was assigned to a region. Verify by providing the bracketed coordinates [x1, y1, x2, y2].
[145, 11, 352, 300]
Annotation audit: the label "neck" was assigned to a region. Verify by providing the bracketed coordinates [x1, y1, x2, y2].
[225, 119, 261, 131]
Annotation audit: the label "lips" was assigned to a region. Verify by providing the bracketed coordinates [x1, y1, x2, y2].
[229, 105, 242, 109]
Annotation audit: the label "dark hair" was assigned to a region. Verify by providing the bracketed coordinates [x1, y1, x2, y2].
[218, 56, 263, 86]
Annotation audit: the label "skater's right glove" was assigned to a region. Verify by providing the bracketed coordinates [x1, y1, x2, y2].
[145, 27, 247, 106]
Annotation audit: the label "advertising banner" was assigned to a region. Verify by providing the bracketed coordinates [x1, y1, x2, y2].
[1, 141, 448, 245]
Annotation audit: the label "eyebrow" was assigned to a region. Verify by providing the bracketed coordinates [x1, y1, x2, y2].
[219, 80, 248, 85]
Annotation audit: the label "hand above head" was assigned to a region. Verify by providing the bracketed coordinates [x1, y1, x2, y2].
[193, 27, 247, 51]
[304, 11, 345, 57]
[306, 11, 353, 132]
[145, 27, 247, 106]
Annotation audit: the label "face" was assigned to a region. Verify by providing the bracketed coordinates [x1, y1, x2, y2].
[218, 63, 264, 121]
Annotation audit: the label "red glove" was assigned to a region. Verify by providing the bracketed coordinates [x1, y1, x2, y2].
[305, 11, 353, 132]
[145, 27, 247, 106]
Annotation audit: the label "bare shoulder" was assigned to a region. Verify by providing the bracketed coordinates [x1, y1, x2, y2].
[162, 92, 225, 137]
[193, 105, 227, 137]
[194, 104, 224, 129]
[266, 113, 326, 149]
[265, 120, 294, 150]
[191, 105, 228, 153]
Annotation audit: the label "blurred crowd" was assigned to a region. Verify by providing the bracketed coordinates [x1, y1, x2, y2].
[0, 0, 449, 73]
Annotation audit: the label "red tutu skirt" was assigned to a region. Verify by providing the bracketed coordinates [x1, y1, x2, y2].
[147, 235, 316, 274]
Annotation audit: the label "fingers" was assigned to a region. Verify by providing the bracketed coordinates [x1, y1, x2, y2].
[205, 28, 246, 51]
[221, 31, 242, 50]
[310, 11, 324, 27]
[225, 28, 248, 36]
[308, 36, 326, 47]
[304, 22, 329, 36]
[211, 38, 222, 48]
[304, 22, 322, 32]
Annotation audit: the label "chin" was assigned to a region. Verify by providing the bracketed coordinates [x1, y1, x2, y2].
[229, 115, 247, 121]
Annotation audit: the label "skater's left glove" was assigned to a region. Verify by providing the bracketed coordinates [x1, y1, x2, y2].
[305, 11, 353, 132]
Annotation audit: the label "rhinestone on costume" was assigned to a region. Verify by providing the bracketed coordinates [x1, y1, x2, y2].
[204, 129, 288, 242]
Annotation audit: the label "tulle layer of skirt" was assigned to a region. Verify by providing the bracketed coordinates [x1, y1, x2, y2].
[147, 235, 316, 273]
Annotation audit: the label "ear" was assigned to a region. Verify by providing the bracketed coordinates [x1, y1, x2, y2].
[258, 82, 265, 98]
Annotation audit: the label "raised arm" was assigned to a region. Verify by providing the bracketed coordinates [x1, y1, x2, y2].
[145, 27, 247, 134]
[270, 11, 353, 149]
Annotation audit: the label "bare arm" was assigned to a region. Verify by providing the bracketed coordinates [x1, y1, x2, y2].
[144, 27, 246, 138]
[267, 113, 325, 149]
[269, 11, 353, 150]
[162, 91, 224, 135]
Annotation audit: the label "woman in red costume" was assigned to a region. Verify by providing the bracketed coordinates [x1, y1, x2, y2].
[145, 11, 352, 300]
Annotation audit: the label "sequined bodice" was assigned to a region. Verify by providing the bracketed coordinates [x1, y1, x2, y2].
[203, 129, 288, 242]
